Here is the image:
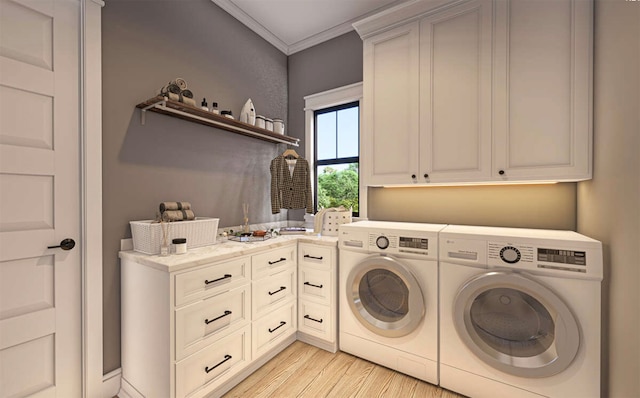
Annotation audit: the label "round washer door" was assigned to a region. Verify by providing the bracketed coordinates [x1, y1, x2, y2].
[453, 271, 580, 378]
[346, 255, 425, 338]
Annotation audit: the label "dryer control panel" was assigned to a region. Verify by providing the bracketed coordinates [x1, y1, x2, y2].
[488, 242, 535, 265]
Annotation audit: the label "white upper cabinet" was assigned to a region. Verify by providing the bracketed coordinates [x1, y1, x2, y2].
[492, 0, 592, 181]
[420, 0, 493, 182]
[355, 0, 593, 186]
[361, 21, 421, 185]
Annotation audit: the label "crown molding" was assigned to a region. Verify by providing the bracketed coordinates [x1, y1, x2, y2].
[211, 0, 289, 54]
[212, 0, 412, 55]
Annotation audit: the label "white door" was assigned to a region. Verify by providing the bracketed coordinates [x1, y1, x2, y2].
[492, 0, 592, 181]
[362, 21, 420, 185]
[0, 0, 82, 396]
[419, 0, 493, 183]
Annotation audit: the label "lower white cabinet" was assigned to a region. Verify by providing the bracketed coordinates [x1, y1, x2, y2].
[297, 242, 338, 352]
[120, 238, 336, 398]
[253, 302, 297, 358]
[175, 284, 250, 360]
[175, 324, 251, 398]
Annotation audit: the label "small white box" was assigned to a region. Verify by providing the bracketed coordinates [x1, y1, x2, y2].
[130, 217, 219, 254]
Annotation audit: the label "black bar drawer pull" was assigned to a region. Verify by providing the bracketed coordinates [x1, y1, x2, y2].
[269, 321, 286, 333]
[204, 274, 232, 285]
[268, 257, 286, 265]
[205, 354, 232, 373]
[304, 281, 323, 289]
[268, 286, 286, 296]
[204, 310, 232, 325]
[304, 314, 323, 324]
[304, 254, 323, 260]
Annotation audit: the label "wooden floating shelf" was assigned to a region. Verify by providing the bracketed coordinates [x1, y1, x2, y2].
[136, 96, 299, 146]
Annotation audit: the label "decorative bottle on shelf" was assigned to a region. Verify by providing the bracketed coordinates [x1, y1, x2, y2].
[211, 102, 219, 114]
[201, 98, 208, 111]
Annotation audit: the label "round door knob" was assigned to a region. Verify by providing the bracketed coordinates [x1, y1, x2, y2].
[498, 170, 505, 175]
[424, 173, 429, 179]
[48, 238, 76, 251]
[411, 174, 416, 179]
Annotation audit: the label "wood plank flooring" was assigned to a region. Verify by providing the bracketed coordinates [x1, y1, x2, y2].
[223, 341, 466, 398]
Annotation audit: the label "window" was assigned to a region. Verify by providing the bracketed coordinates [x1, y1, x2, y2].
[315, 102, 359, 215]
[304, 82, 363, 217]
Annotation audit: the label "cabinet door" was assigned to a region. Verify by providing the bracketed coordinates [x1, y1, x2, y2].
[493, 0, 592, 181]
[362, 21, 421, 185]
[419, 0, 493, 183]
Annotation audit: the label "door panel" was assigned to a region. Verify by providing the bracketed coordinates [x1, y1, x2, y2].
[420, 0, 492, 181]
[0, 0, 81, 396]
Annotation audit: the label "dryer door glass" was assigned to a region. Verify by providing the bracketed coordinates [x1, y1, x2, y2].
[454, 271, 580, 378]
[469, 288, 555, 357]
[347, 256, 425, 337]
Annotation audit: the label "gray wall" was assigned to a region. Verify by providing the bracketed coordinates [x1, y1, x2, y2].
[102, 0, 288, 373]
[577, 1, 640, 396]
[287, 32, 364, 220]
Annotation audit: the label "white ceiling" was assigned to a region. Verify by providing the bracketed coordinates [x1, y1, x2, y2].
[211, 0, 409, 55]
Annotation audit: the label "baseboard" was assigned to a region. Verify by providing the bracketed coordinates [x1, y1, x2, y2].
[103, 368, 123, 398]
[297, 331, 337, 353]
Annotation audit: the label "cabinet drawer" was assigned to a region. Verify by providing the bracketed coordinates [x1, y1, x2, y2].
[298, 244, 333, 270]
[298, 300, 332, 341]
[175, 284, 250, 361]
[175, 324, 250, 398]
[252, 267, 296, 318]
[252, 302, 296, 357]
[299, 267, 331, 304]
[175, 256, 250, 307]
[252, 245, 296, 279]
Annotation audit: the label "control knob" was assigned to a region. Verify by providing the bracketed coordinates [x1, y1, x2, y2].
[500, 246, 521, 264]
[376, 236, 389, 250]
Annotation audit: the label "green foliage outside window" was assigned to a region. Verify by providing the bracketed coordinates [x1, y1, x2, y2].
[317, 163, 359, 212]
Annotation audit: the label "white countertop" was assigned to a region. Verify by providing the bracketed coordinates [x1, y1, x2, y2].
[119, 233, 338, 273]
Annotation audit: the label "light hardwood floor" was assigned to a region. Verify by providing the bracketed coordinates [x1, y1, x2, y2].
[223, 341, 466, 397]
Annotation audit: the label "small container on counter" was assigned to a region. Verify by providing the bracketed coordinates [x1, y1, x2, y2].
[201, 98, 208, 111]
[221, 110, 234, 119]
[255, 115, 266, 129]
[265, 117, 274, 131]
[172, 238, 187, 254]
[211, 102, 219, 114]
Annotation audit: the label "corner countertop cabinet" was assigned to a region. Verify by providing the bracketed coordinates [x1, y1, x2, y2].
[355, 0, 593, 186]
[119, 235, 337, 398]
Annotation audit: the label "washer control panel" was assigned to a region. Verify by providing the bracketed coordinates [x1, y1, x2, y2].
[368, 233, 431, 257]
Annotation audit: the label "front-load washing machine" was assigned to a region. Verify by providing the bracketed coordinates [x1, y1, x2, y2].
[439, 225, 603, 398]
[338, 220, 446, 384]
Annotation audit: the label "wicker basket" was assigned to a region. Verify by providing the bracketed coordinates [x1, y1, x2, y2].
[322, 210, 352, 236]
[130, 217, 219, 255]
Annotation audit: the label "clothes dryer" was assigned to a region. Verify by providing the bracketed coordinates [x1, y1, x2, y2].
[338, 221, 446, 384]
[439, 225, 603, 397]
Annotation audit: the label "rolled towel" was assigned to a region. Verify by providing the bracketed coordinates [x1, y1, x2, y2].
[159, 201, 192, 213]
[171, 78, 188, 91]
[161, 209, 195, 222]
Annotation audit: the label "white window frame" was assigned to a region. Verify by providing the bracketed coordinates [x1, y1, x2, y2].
[304, 82, 366, 219]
